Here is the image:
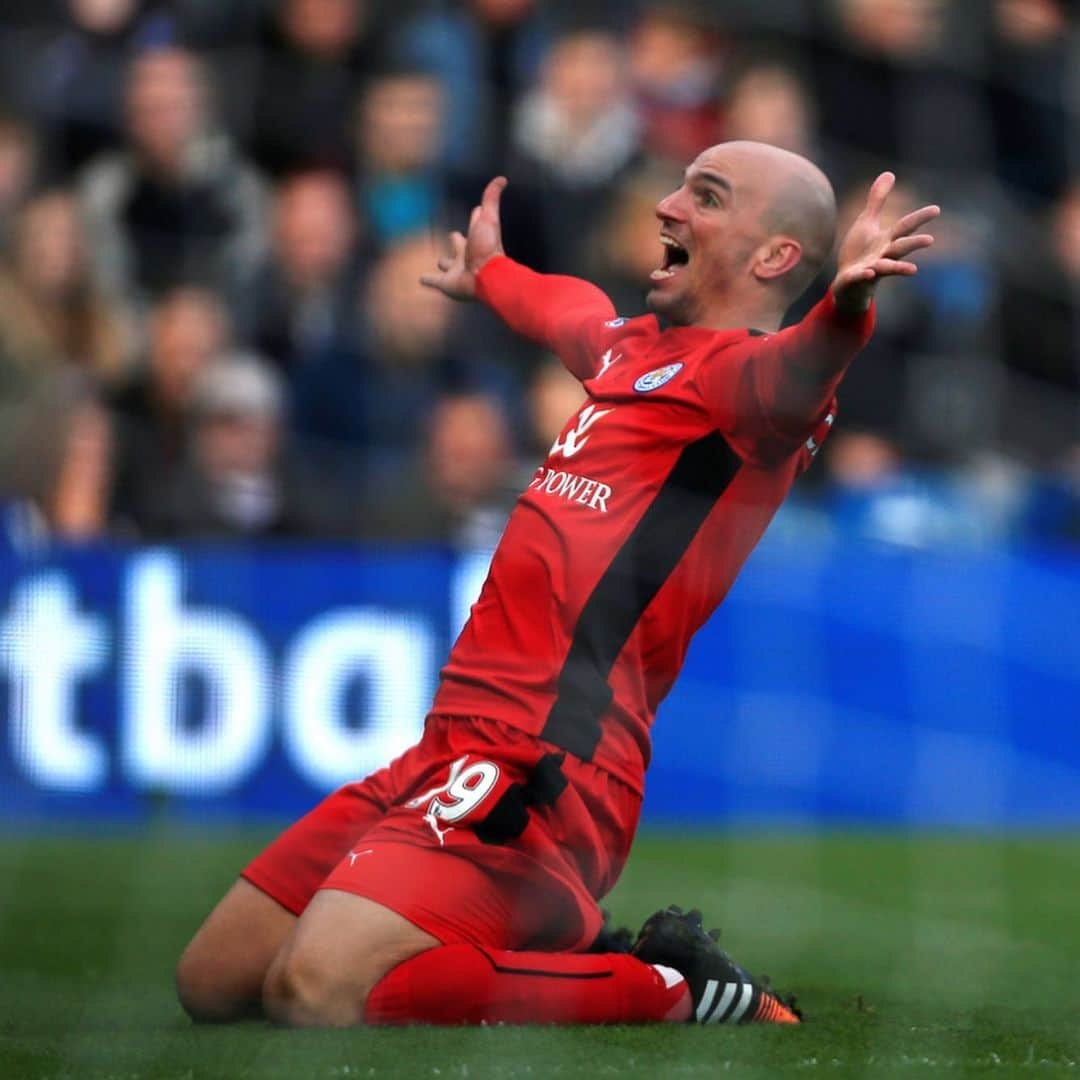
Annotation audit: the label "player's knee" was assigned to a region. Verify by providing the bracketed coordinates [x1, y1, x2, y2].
[175, 946, 252, 1024]
[262, 950, 370, 1028]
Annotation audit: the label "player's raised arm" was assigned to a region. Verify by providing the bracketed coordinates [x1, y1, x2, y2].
[420, 177, 617, 379]
[831, 172, 940, 314]
[735, 171, 940, 454]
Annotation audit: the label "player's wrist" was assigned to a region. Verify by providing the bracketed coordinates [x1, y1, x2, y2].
[470, 250, 506, 276]
[830, 280, 874, 317]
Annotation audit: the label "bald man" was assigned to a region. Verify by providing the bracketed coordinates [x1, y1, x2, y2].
[176, 142, 937, 1030]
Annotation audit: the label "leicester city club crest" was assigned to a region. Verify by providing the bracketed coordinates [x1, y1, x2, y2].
[633, 362, 684, 393]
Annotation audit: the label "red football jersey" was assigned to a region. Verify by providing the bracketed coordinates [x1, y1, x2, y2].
[432, 257, 874, 795]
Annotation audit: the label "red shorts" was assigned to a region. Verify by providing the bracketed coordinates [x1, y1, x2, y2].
[242, 715, 641, 952]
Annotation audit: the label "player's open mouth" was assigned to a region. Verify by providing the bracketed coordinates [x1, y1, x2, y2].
[651, 235, 689, 281]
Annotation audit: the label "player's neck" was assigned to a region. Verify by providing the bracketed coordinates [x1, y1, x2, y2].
[690, 296, 785, 334]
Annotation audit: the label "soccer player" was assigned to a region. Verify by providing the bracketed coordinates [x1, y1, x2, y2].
[176, 140, 938, 1028]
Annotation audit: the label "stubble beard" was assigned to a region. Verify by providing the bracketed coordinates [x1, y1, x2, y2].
[645, 283, 699, 327]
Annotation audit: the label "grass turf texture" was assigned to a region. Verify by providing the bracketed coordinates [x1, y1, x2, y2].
[2, 831, 1079, 1078]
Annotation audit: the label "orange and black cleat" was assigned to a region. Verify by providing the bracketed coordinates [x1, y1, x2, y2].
[632, 905, 802, 1025]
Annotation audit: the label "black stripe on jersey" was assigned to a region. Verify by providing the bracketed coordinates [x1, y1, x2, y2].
[542, 432, 743, 761]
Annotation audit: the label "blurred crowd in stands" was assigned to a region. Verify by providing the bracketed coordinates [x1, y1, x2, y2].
[0, 0, 1076, 550]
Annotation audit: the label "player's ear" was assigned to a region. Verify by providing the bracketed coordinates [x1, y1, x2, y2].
[752, 237, 803, 283]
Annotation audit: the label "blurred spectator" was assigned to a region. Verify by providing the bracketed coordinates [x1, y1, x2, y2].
[523, 356, 586, 463]
[387, 4, 556, 277]
[43, 378, 114, 540]
[109, 285, 229, 531]
[139, 353, 347, 539]
[246, 0, 381, 177]
[510, 29, 641, 271]
[2, 0, 176, 180]
[997, 180, 1080, 463]
[292, 233, 515, 467]
[811, 0, 991, 186]
[79, 47, 267, 312]
[389, 0, 551, 175]
[363, 391, 517, 548]
[0, 189, 133, 386]
[0, 370, 113, 549]
[819, 428, 993, 548]
[354, 66, 445, 247]
[627, 2, 727, 163]
[722, 62, 817, 158]
[513, 30, 638, 187]
[825, 430, 904, 489]
[835, 0, 949, 55]
[989, 0, 1071, 206]
[241, 169, 361, 370]
[0, 112, 39, 250]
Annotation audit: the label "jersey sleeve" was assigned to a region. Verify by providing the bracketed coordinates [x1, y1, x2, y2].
[475, 255, 620, 380]
[707, 289, 875, 466]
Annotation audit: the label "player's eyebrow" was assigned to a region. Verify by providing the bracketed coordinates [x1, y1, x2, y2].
[688, 169, 733, 199]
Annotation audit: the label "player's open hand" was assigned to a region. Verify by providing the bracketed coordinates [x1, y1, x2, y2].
[420, 176, 507, 301]
[832, 172, 939, 314]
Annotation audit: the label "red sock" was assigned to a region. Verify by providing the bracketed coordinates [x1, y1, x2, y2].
[364, 945, 691, 1025]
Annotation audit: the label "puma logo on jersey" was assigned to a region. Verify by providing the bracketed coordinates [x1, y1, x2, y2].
[597, 348, 622, 378]
[551, 403, 612, 459]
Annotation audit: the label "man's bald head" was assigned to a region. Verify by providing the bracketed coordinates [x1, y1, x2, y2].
[701, 141, 836, 299]
[649, 140, 837, 328]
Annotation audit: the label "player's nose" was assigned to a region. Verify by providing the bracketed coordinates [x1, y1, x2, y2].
[655, 187, 687, 223]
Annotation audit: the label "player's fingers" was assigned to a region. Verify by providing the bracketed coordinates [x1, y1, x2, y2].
[469, 206, 482, 230]
[436, 255, 454, 272]
[887, 234, 935, 258]
[419, 273, 445, 290]
[891, 204, 940, 238]
[872, 257, 919, 276]
[440, 230, 466, 256]
[865, 171, 896, 217]
[481, 175, 508, 218]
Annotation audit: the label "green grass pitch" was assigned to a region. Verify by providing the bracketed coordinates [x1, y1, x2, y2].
[2, 828, 1079, 1078]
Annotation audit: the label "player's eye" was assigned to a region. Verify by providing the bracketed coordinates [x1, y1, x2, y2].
[698, 189, 720, 208]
